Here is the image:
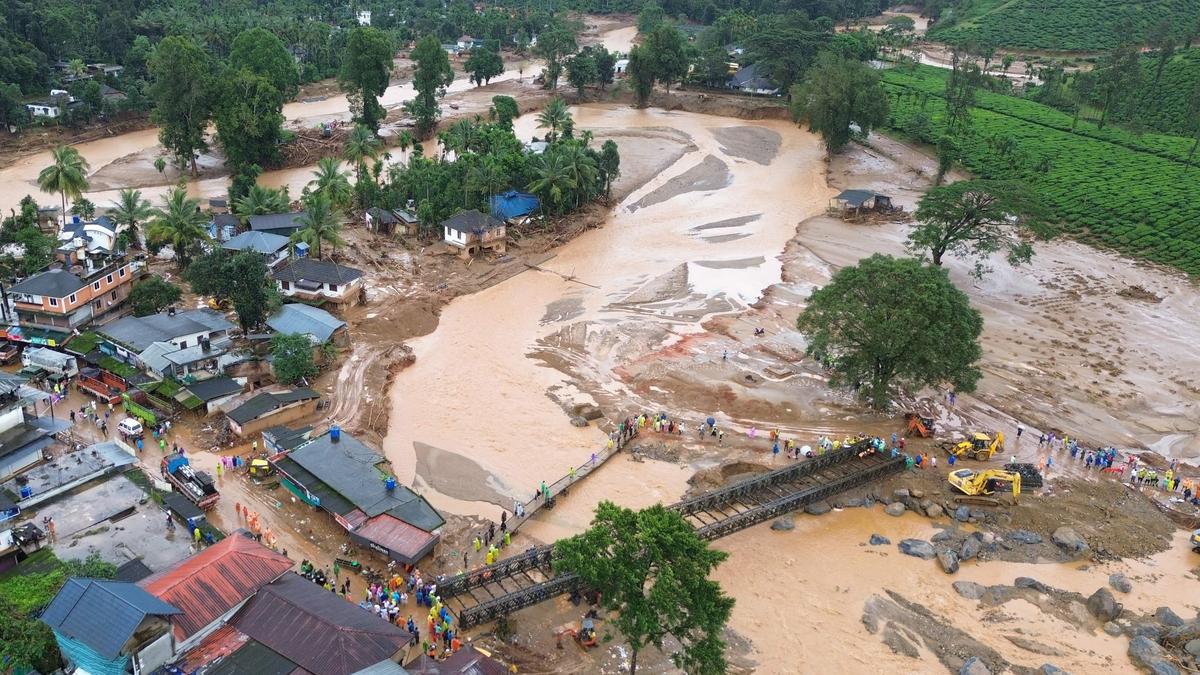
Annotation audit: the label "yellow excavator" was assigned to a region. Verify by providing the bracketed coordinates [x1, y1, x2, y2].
[942, 432, 1005, 461]
[948, 468, 1021, 504]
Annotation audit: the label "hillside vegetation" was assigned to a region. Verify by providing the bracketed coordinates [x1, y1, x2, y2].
[1105, 48, 1200, 135]
[928, 0, 1200, 52]
[882, 65, 1200, 275]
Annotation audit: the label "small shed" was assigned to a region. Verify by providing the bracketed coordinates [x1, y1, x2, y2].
[365, 207, 419, 236]
[829, 189, 893, 216]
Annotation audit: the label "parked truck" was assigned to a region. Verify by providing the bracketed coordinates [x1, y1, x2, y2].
[161, 455, 219, 510]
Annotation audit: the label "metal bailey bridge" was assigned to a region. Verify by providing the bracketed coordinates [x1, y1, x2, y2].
[441, 443, 905, 628]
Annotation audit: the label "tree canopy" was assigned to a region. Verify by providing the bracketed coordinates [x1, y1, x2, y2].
[339, 27, 394, 131]
[229, 27, 299, 100]
[465, 46, 504, 87]
[790, 52, 888, 152]
[271, 332, 319, 384]
[129, 276, 181, 316]
[909, 179, 1050, 276]
[555, 502, 734, 675]
[185, 248, 276, 330]
[405, 35, 454, 137]
[149, 36, 212, 176]
[796, 254, 983, 409]
[213, 69, 285, 171]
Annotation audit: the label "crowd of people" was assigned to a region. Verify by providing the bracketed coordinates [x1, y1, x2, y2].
[357, 569, 463, 659]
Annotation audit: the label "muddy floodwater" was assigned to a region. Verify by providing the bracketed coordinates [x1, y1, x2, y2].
[383, 106, 829, 519]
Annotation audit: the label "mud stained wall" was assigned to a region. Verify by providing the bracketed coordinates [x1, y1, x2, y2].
[229, 399, 319, 438]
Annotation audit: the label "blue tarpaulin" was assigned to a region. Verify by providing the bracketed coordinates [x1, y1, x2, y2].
[489, 190, 540, 221]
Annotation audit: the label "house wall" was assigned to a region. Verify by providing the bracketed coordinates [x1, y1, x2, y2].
[133, 631, 174, 675]
[229, 398, 318, 437]
[27, 104, 60, 118]
[0, 444, 43, 482]
[12, 261, 136, 317]
[0, 404, 25, 433]
[443, 227, 469, 246]
[277, 278, 363, 305]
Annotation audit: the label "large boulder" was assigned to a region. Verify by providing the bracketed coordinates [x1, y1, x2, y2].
[1015, 577, 1050, 593]
[1103, 622, 1123, 637]
[1185, 640, 1200, 658]
[899, 539, 937, 560]
[1086, 588, 1123, 622]
[886, 502, 907, 516]
[805, 502, 832, 516]
[959, 656, 992, 675]
[1129, 623, 1164, 641]
[1009, 530, 1043, 545]
[977, 531, 996, 546]
[1128, 636, 1181, 675]
[1051, 527, 1090, 555]
[960, 536, 982, 561]
[938, 550, 960, 574]
[869, 534, 891, 546]
[1109, 573, 1133, 593]
[893, 488, 911, 500]
[953, 581, 986, 600]
[1040, 665, 1070, 675]
[932, 530, 954, 543]
[954, 505, 971, 522]
[1154, 607, 1186, 627]
[770, 516, 795, 531]
[926, 503, 945, 519]
[569, 416, 589, 427]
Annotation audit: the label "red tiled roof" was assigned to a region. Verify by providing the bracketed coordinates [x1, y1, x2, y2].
[231, 572, 410, 675]
[140, 533, 293, 639]
[355, 513, 437, 562]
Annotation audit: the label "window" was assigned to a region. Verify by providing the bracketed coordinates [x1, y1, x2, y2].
[93, 281, 101, 291]
[281, 281, 290, 290]
[68, 293, 77, 304]
[329, 284, 338, 292]
[106, 274, 113, 284]
[49, 297, 58, 307]
[118, 267, 126, 278]
[179, 340, 187, 349]
[110, 290, 117, 301]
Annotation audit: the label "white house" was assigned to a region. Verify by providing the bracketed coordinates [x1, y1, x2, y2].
[26, 102, 62, 118]
[613, 58, 630, 75]
[271, 258, 365, 306]
[356, 10, 371, 25]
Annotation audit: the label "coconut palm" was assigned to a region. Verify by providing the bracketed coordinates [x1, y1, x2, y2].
[561, 145, 599, 207]
[110, 188, 153, 248]
[343, 124, 381, 186]
[290, 193, 343, 259]
[396, 130, 415, 164]
[147, 187, 210, 269]
[233, 185, 290, 225]
[536, 97, 571, 143]
[467, 159, 508, 207]
[307, 158, 353, 209]
[527, 152, 576, 213]
[441, 119, 478, 158]
[67, 58, 86, 78]
[37, 145, 90, 219]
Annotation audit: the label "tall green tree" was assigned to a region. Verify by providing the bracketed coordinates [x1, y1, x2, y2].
[339, 27, 394, 131]
[536, 97, 571, 142]
[1092, 44, 1143, 129]
[405, 35, 454, 137]
[790, 53, 889, 152]
[796, 254, 983, 409]
[643, 26, 688, 93]
[147, 187, 210, 269]
[556, 502, 735, 675]
[227, 251, 275, 330]
[527, 151, 576, 212]
[599, 139, 621, 197]
[490, 95, 520, 128]
[214, 70, 285, 170]
[307, 157, 353, 209]
[128, 276, 181, 316]
[1147, 20, 1177, 87]
[37, 145, 89, 219]
[627, 45, 656, 107]
[909, 179, 1050, 276]
[149, 36, 212, 176]
[110, 188, 152, 248]
[465, 47, 504, 87]
[593, 46, 616, 89]
[271, 332, 319, 383]
[533, 27, 576, 90]
[16, 227, 55, 275]
[230, 27, 300, 99]
[290, 193, 343, 259]
[565, 50, 598, 96]
[636, 2, 666, 34]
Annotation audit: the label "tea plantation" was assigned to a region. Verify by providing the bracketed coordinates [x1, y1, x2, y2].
[928, 0, 1200, 52]
[882, 66, 1200, 275]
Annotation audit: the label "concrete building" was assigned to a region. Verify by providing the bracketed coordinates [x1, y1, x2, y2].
[271, 258, 364, 307]
[225, 389, 320, 437]
[5, 254, 143, 345]
[442, 209, 506, 259]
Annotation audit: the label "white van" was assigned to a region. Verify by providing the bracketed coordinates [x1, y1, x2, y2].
[117, 418, 144, 439]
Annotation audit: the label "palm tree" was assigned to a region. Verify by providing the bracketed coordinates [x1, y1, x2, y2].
[442, 119, 478, 158]
[110, 188, 153, 248]
[37, 145, 90, 220]
[396, 130, 414, 165]
[527, 152, 576, 213]
[67, 58, 86, 78]
[343, 125, 381, 187]
[466, 159, 508, 208]
[307, 158, 353, 209]
[147, 187, 210, 269]
[233, 185, 290, 226]
[290, 194, 343, 259]
[536, 98, 571, 143]
[561, 145, 599, 207]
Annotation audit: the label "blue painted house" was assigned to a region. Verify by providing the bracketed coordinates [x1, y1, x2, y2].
[41, 578, 182, 675]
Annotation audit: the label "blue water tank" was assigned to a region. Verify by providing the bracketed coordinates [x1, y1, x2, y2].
[330, 425, 341, 441]
[385, 476, 396, 491]
[19, 485, 33, 499]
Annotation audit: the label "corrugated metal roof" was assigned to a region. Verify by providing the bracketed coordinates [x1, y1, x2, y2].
[231, 572, 411, 675]
[208, 638, 299, 675]
[226, 388, 318, 425]
[403, 647, 509, 675]
[172, 623, 251, 673]
[41, 578, 181, 660]
[266, 304, 347, 343]
[139, 533, 293, 639]
[354, 514, 437, 562]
